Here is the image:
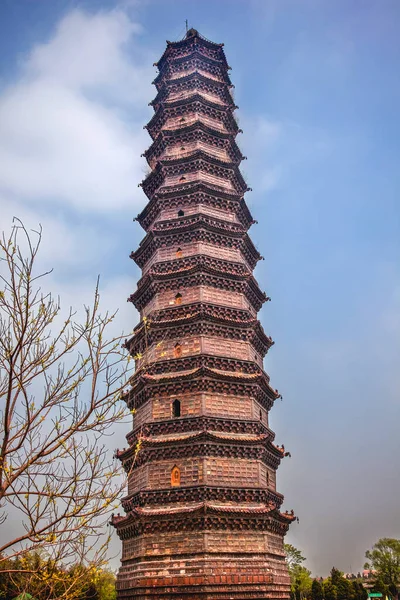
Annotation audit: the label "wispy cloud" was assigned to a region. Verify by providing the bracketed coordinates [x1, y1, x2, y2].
[0, 8, 152, 212]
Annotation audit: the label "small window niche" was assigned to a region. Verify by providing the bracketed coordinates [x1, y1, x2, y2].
[171, 465, 181, 487]
[174, 343, 182, 358]
[174, 293, 182, 305]
[179, 175, 186, 182]
[178, 209, 185, 217]
[176, 247, 183, 259]
[259, 410, 263, 421]
[172, 399, 181, 418]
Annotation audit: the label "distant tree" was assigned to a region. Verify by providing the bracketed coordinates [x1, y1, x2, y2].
[324, 580, 338, 600]
[285, 544, 307, 570]
[311, 578, 324, 600]
[0, 220, 131, 598]
[291, 566, 313, 600]
[0, 551, 116, 599]
[352, 581, 368, 600]
[365, 538, 400, 598]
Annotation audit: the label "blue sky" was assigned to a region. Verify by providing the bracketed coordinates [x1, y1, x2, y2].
[0, 0, 399, 576]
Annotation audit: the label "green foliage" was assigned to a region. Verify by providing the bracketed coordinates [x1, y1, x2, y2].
[311, 578, 324, 600]
[291, 566, 313, 600]
[324, 579, 338, 600]
[0, 552, 116, 600]
[285, 544, 311, 600]
[365, 538, 400, 597]
[285, 544, 307, 570]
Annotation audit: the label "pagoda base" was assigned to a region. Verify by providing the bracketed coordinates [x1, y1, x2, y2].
[116, 551, 290, 600]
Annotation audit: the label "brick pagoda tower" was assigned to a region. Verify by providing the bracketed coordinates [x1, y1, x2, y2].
[113, 28, 295, 600]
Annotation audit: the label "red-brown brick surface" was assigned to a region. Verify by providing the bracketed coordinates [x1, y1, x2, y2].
[114, 29, 293, 599]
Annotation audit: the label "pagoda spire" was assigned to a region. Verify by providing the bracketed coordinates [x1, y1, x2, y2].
[113, 30, 295, 600]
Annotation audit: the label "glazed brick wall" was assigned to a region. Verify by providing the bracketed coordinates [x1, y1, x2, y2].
[206, 531, 267, 554]
[128, 457, 269, 494]
[122, 531, 206, 561]
[122, 531, 276, 561]
[204, 457, 261, 486]
[142, 241, 242, 273]
[260, 463, 276, 490]
[253, 399, 269, 426]
[136, 335, 259, 368]
[158, 203, 238, 223]
[148, 458, 204, 489]
[202, 336, 255, 361]
[268, 532, 285, 555]
[132, 400, 152, 430]
[162, 170, 234, 192]
[127, 464, 149, 495]
[160, 139, 229, 161]
[132, 393, 268, 425]
[167, 88, 224, 106]
[152, 392, 202, 420]
[204, 393, 253, 420]
[162, 113, 226, 133]
[142, 286, 251, 318]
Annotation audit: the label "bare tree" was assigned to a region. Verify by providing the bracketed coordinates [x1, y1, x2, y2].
[0, 219, 131, 598]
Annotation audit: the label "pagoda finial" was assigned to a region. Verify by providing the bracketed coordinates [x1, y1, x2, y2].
[186, 27, 199, 39]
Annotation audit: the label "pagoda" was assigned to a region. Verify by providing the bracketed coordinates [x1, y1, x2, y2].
[113, 28, 295, 600]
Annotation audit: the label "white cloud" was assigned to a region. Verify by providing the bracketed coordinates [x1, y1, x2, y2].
[0, 8, 152, 212]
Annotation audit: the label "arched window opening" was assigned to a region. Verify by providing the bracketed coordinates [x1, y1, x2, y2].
[178, 209, 185, 217]
[176, 247, 183, 259]
[172, 399, 181, 418]
[179, 175, 186, 182]
[180, 117, 186, 123]
[180, 146, 185, 151]
[171, 466, 181, 487]
[174, 343, 182, 358]
[175, 293, 182, 305]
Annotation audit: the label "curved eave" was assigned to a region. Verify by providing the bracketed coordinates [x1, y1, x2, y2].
[153, 51, 232, 88]
[124, 365, 280, 407]
[141, 154, 248, 198]
[136, 188, 253, 232]
[130, 218, 249, 267]
[150, 71, 234, 109]
[143, 125, 244, 165]
[127, 310, 274, 357]
[149, 92, 235, 124]
[146, 106, 239, 141]
[155, 32, 227, 73]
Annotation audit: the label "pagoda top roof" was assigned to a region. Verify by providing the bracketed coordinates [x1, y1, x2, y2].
[154, 28, 229, 71]
[168, 28, 224, 50]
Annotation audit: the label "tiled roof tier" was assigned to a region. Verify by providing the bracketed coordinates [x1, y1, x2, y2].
[122, 484, 284, 511]
[141, 152, 248, 197]
[126, 307, 273, 357]
[129, 353, 263, 378]
[153, 52, 232, 91]
[136, 190, 254, 231]
[112, 502, 292, 538]
[150, 71, 235, 110]
[131, 222, 261, 270]
[144, 122, 244, 167]
[155, 31, 228, 73]
[127, 414, 275, 441]
[145, 93, 238, 137]
[129, 266, 268, 313]
[123, 365, 279, 412]
[117, 431, 283, 472]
